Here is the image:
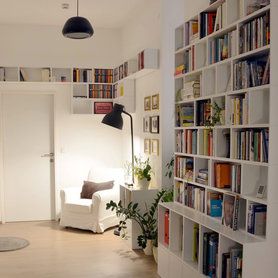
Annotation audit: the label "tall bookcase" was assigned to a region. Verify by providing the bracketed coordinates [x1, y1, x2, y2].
[158, 1, 273, 277]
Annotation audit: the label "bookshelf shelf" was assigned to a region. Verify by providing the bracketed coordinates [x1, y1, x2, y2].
[159, 3, 271, 275]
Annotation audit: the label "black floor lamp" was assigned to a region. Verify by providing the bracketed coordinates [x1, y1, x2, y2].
[101, 103, 134, 185]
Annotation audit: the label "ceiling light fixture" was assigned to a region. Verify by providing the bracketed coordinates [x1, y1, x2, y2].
[62, 0, 94, 39]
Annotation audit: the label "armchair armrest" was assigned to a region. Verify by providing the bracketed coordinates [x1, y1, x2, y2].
[60, 187, 82, 205]
[92, 189, 119, 220]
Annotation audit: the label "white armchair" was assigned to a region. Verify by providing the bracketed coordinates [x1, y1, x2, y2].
[60, 168, 124, 233]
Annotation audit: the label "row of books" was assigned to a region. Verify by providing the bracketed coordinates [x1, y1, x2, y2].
[184, 184, 205, 213]
[94, 68, 113, 83]
[200, 11, 217, 38]
[233, 129, 269, 162]
[73, 68, 93, 83]
[175, 47, 195, 75]
[201, 129, 213, 156]
[247, 202, 267, 236]
[113, 62, 130, 82]
[196, 168, 208, 185]
[230, 94, 248, 126]
[175, 181, 184, 204]
[207, 191, 223, 217]
[222, 246, 243, 278]
[214, 163, 241, 193]
[203, 232, 218, 277]
[88, 84, 113, 99]
[176, 104, 194, 127]
[209, 30, 236, 64]
[184, 20, 198, 46]
[197, 100, 211, 126]
[176, 129, 197, 154]
[239, 11, 270, 54]
[233, 55, 270, 90]
[175, 157, 194, 181]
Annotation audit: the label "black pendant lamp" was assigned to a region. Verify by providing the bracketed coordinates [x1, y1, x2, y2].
[62, 0, 94, 39]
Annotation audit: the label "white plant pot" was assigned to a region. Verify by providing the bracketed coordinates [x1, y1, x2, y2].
[153, 246, 158, 263]
[143, 239, 153, 256]
[136, 178, 150, 189]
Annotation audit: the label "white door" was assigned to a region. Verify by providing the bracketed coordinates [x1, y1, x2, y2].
[2, 93, 55, 222]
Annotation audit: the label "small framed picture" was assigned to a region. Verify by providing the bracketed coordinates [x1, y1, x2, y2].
[150, 116, 159, 134]
[152, 94, 159, 110]
[151, 139, 159, 155]
[143, 117, 150, 133]
[94, 102, 113, 114]
[144, 139, 151, 154]
[144, 96, 151, 111]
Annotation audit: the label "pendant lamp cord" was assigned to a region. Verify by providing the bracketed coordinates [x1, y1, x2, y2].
[77, 0, 79, 16]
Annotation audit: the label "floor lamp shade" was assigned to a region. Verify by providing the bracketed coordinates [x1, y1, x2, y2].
[101, 104, 124, 130]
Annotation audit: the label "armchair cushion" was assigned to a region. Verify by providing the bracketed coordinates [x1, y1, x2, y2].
[64, 199, 93, 214]
[80, 180, 114, 199]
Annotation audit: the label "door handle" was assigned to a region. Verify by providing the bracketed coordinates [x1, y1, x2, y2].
[41, 153, 54, 158]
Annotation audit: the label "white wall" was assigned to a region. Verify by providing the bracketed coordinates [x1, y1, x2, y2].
[0, 24, 124, 219]
[120, 0, 163, 188]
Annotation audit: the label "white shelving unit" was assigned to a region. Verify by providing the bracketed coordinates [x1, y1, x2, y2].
[158, 1, 273, 277]
[119, 184, 158, 249]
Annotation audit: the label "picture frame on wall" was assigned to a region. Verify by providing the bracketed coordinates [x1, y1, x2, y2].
[150, 116, 159, 134]
[144, 139, 151, 154]
[94, 102, 113, 114]
[151, 139, 159, 155]
[143, 116, 150, 132]
[144, 96, 151, 111]
[152, 94, 159, 110]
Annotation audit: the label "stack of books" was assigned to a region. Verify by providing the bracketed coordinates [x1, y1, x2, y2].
[176, 104, 194, 127]
[179, 80, 200, 100]
[176, 129, 197, 154]
[94, 69, 113, 83]
[209, 30, 236, 64]
[230, 94, 248, 125]
[239, 11, 270, 54]
[89, 84, 113, 99]
[233, 128, 269, 162]
[196, 169, 208, 185]
[222, 194, 240, 230]
[207, 192, 223, 218]
[222, 246, 243, 278]
[184, 184, 205, 213]
[197, 100, 211, 126]
[175, 64, 186, 76]
[73, 68, 93, 83]
[233, 55, 270, 90]
[203, 232, 219, 277]
[247, 203, 267, 236]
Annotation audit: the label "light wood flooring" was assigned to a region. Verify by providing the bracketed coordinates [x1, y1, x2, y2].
[0, 221, 159, 278]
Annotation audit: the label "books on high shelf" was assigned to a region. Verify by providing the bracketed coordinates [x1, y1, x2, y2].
[239, 11, 270, 54]
[192, 224, 199, 262]
[176, 129, 197, 154]
[196, 168, 208, 185]
[222, 246, 243, 278]
[209, 30, 236, 64]
[230, 94, 248, 125]
[179, 80, 200, 100]
[94, 69, 113, 83]
[203, 232, 219, 277]
[207, 192, 223, 217]
[247, 203, 267, 236]
[222, 194, 240, 230]
[73, 68, 93, 83]
[202, 129, 213, 156]
[184, 183, 205, 213]
[89, 84, 113, 99]
[175, 47, 195, 75]
[175, 157, 194, 181]
[176, 104, 194, 127]
[247, 0, 270, 15]
[197, 100, 211, 126]
[233, 128, 269, 162]
[200, 11, 217, 38]
[234, 54, 270, 90]
[184, 20, 199, 46]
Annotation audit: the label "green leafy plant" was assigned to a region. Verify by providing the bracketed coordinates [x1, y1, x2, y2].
[106, 190, 167, 249]
[165, 157, 174, 179]
[127, 155, 152, 181]
[206, 102, 224, 128]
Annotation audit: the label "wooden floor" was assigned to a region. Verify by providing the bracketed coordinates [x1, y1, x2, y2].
[0, 221, 159, 278]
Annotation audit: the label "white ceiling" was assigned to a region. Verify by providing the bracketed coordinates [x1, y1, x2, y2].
[0, 0, 148, 28]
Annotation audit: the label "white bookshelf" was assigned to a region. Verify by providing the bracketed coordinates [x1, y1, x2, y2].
[159, 1, 272, 277]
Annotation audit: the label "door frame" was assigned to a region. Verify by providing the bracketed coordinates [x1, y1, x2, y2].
[0, 89, 57, 223]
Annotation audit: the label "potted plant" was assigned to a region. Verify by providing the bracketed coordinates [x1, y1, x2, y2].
[127, 156, 152, 189]
[106, 190, 166, 256]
